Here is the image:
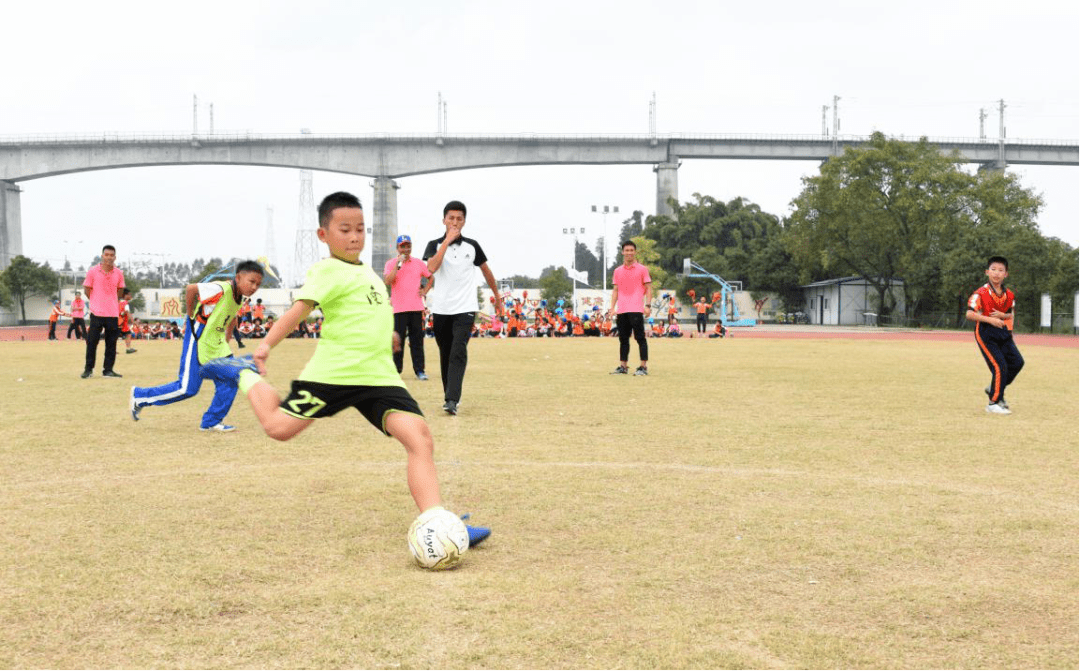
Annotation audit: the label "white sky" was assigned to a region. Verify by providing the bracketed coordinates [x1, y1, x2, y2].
[2, 0, 1076, 284]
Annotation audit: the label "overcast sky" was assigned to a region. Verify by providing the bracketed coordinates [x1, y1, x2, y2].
[2, 0, 1076, 285]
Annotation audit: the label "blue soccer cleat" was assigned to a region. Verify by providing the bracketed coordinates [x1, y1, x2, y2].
[459, 514, 490, 547]
[204, 355, 259, 381]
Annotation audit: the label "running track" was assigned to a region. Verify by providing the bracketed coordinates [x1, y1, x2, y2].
[2, 324, 1074, 347]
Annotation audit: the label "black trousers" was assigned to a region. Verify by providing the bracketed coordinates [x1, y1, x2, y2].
[975, 323, 1024, 403]
[616, 312, 648, 363]
[393, 310, 426, 375]
[85, 315, 120, 373]
[696, 313, 708, 333]
[432, 312, 474, 403]
[48, 321, 59, 340]
[67, 318, 86, 339]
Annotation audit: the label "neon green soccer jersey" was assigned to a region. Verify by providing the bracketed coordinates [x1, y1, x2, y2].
[295, 258, 403, 387]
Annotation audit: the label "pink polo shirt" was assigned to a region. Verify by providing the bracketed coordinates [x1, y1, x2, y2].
[612, 262, 651, 314]
[83, 264, 125, 318]
[383, 256, 432, 313]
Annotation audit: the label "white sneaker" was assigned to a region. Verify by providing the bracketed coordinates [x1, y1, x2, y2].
[130, 386, 141, 422]
[985, 403, 1012, 415]
[200, 423, 237, 432]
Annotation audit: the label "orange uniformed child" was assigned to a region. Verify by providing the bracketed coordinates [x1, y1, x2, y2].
[119, 288, 137, 353]
[965, 255, 1024, 415]
[693, 297, 713, 334]
[48, 300, 69, 340]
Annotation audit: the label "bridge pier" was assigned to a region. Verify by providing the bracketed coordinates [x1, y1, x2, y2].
[370, 176, 399, 273]
[654, 159, 680, 219]
[0, 181, 22, 271]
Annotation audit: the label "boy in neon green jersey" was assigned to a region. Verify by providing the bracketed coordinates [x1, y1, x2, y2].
[130, 261, 264, 431]
[236, 192, 489, 549]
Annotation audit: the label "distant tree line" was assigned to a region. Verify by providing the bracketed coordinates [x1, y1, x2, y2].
[509, 133, 1076, 331]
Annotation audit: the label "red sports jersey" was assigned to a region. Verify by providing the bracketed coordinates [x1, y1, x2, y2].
[968, 283, 1015, 329]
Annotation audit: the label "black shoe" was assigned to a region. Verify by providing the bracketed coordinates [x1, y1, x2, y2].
[634, 366, 648, 376]
[102, 370, 123, 378]
[80, 370, 92, 379]
[443, 400, 458, 416]
[611, 365, 629, 375]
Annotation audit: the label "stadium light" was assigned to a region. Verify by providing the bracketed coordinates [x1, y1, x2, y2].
[591, 205, 619, 292]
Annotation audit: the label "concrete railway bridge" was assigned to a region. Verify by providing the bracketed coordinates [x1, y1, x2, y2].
[1, 132, 1076, 271]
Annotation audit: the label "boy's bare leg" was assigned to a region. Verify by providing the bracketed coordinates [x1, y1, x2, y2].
[243, 377, 313, 441]
[384, 411, 442, 512]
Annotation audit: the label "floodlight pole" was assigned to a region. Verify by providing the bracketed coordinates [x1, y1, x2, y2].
[591, 204, 619, 292]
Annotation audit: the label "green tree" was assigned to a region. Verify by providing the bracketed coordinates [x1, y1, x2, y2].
[0, 256, 60, 322]
[630, 236, 670, 289]
[502, 274, 539, 288]
[124, 277, 148, 313]
[785, 132, 1045, 320]
[538, 266, 573, 308]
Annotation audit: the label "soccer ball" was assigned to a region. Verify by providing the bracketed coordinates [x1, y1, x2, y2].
[408, 507, 469, 570]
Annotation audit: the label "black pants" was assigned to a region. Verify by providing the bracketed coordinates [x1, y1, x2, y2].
[975, 323, 1024, 403]
[48, 321, 59, 340]
[616, 312, 648, 363]
[393, 310, 426, 375]
[432, 312, 474, 403]
[67, 318, 86, 339]
[696, 313, 707, 333]
[85, 315, 120, 373]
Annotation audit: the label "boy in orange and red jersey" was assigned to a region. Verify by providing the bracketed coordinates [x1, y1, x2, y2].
[965, 256, 1024, 415]
[119, 288, 137, 354]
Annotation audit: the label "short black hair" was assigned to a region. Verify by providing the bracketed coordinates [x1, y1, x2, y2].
[620, 240, 637, 250]
[102, 244, 116, 253]
[987, 255, 1009, 271]
[122, 288, 132, 296]
[443, 200, 467, 219]
[318, 191, 363, 228]
[235, 260, 265, 276]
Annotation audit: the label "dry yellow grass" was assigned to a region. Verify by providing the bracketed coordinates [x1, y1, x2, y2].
[0, 335, 1076, 669]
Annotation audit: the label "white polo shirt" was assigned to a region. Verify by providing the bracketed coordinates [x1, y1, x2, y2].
[422, 234, 489, 315]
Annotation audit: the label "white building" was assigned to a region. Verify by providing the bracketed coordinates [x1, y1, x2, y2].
[800, 277, 905, 326]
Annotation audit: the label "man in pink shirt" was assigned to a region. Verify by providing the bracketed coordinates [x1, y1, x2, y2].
[606, 240, 653, 376]
[67, 290, 87, 340]
[383, 234, 434, 380]
[81, 244, 126, 378]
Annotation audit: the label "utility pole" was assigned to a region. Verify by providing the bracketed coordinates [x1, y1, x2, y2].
[978, 108, 987, 140]
[831, 95, 840, 156]
[821, 104, 829, 138]
[649, 92, 657, 145]
[192, 94, 198, 135]
[209, 103, 214, 134]
[997, 98, 1007, 167]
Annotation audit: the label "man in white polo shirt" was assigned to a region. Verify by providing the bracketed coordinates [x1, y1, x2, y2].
[423, 200, 504, 415]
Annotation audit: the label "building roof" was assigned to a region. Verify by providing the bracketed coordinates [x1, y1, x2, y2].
[800, 276, 903, 289]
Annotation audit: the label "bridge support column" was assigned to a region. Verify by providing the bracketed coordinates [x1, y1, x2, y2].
[370, 176, 400, 274]
[654, 159, 680, 219]
[0, 181, 23, 271]
[978, 160, 1006, 174]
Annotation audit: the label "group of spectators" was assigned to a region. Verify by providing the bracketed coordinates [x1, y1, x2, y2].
[461, 298, 728, 339]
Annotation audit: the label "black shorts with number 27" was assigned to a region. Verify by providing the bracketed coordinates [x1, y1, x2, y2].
[280, 381, 423, 435]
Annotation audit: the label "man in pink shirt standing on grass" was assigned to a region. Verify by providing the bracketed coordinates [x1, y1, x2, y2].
[606, 239, 653, 376]
[81, 244, 126, 379]
[383, 234, 434, 381]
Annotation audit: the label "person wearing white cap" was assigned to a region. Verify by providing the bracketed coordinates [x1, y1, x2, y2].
[383, 234, 433, 381]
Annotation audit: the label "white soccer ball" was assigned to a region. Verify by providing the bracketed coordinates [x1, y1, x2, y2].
[408, 507, 469, 570]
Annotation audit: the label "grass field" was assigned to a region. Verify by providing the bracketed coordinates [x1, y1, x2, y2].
[0, 334, 1076, 669]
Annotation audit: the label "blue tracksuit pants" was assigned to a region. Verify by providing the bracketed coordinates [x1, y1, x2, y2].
[132, 322, 241, 429]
